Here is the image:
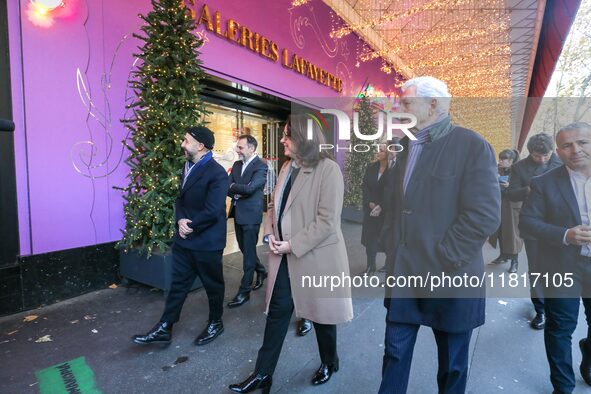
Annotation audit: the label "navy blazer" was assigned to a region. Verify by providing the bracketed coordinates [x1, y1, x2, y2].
[174, 158, 229, 251]
[381, 126, 501, 333]
[227, 156, 268, 225]
[520, 165, 583, 276]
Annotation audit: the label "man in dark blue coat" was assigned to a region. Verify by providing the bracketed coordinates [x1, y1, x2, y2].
[227, 135, 268, 308]
[520, 122, 591, 394]
[379, 76, 500, 394]
[133, 126, 228, 347]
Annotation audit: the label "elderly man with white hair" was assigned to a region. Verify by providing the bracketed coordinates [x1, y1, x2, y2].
[379, 76, 501, 393]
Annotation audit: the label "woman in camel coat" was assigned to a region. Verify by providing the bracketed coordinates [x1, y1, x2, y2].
[229, 115, 353, 394]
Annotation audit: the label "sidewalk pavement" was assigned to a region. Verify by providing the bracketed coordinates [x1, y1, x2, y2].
[1, 221, 589, 394]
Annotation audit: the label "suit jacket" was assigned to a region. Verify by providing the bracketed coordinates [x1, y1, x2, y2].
[174, 157, 229, 251]
[228, 156, 268, 225]
[505, 154, 562, 202]
[505, 154, 562, 241]
[381, 124, 501, 333]
[520, 165, 583, 282]
[263, 159, 353, 325]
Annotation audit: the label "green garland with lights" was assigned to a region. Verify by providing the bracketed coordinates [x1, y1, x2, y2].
[343, 94, 378, 209]
[116, 0, 209, 256]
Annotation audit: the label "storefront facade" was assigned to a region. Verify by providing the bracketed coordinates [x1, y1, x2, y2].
[1, 0, 402, 315]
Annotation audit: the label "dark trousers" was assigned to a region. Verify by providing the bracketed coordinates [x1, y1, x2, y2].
[545, 297, 591, 393]
[235, 222, 266, 294]
[254, 255, 337, 375]
[379, 322, 472, 394]
[525, 239, 544, 313]
[366, 244, 378, 271]
[544, 257, 591, 393]
[160, 244, 225, 323]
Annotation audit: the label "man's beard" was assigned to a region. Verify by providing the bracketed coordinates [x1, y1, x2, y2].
[184, 150, 195, 162]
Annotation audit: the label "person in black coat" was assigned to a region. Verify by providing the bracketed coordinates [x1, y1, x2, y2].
[132, 126, 228, 347]
[227, 135, 268, 308]
[379, 77, 500, 394]
[520, 122, 591, 393]
[489, 149, 522, 267]
[361, 144, 394, 275]
[506, 133, 562, 330]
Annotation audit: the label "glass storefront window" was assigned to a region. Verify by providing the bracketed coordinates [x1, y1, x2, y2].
[205, 103, 265, 173]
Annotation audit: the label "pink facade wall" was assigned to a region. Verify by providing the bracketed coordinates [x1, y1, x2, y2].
[8, 0, 401, 255]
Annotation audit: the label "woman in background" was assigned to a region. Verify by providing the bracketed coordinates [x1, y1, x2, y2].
[489, 149, 522, 270]
[360, 143, 391, 275]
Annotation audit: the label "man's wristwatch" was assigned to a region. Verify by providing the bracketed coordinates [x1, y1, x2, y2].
[263, 234, 270, 244]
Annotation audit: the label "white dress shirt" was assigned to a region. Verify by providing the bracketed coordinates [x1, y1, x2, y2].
[562, 167, 591, 256]
[240, 153, 258, 176]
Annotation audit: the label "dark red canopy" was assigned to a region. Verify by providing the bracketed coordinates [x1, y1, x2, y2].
[517, 0, 582, 151]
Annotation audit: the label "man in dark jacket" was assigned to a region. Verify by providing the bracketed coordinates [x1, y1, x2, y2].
[379, 76, 500, 394]
[132, 126, 228, 346]
[506, 133, 562, 329]
[520, 122, 591, 393]
[227, 135, 268, 308]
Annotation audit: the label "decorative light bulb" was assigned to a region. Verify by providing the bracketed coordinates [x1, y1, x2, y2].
[31, 0, 63, 14]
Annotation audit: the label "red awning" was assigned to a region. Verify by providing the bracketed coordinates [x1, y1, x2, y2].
[517, 0, 582, 151]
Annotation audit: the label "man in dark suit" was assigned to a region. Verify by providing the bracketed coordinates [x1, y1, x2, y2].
[132, 126, 228, 346]
[506, 133, 562, 330]
[379, 76, 500, 394]
[227, 135, 268, 308]
[520, 122, 591, 394]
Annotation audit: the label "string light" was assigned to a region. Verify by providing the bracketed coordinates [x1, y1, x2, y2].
[310, 0, 516, 148]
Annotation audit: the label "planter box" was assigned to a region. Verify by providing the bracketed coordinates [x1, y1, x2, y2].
[119, 249, 202, 293]
[342, 206, 363, 224]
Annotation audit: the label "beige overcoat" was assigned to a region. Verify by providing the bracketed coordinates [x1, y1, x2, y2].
[489, 198, 524, 254]
[501, 199, 524, 254]
[263, 158, 354, 325]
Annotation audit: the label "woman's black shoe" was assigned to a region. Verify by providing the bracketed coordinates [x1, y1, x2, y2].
[361, 266, 376, 276]
[311, 358, 339, 385]
[491, 254, 508, 264]
[297, 318, 312, 336]
[508, 258, 518, 273]
[229, 373, 272, 393]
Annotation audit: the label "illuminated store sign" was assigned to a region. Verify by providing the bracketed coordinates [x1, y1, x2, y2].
[192, 3, 344, 93]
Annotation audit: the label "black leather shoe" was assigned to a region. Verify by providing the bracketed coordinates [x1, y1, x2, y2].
[580, 339, 591, 386]
[530, 313, 546, 330]
[311, 359, 339, 385]
[361, 266, 376, 276]
[253, 272, 268, 291]
[132, 322, 172, 345]
[297, 318, 312, 337]
[491, 254, 508, 264]
[194, 320, 223, 346]
[228, 292, 250, 308]
[229, 373, 272, 393]
[508, 258, 518, 273]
